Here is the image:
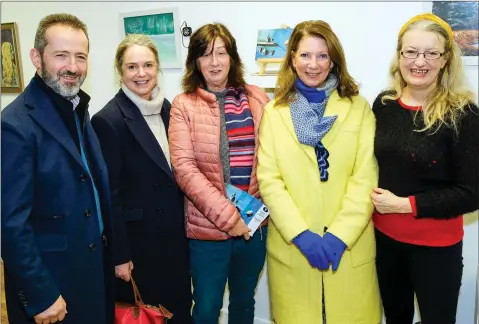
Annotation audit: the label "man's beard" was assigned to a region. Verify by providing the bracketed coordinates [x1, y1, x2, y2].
[41, 61, 85, 100]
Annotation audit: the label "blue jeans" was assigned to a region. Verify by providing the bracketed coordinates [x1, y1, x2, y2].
[189, 226, 267, 324]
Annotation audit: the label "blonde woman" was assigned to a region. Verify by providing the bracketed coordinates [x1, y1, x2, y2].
[257, 20, 381, 324]
[371, 13, 479, 324]
[91, 34, 192, 324]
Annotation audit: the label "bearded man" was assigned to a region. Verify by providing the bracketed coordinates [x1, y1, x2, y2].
[1, 13, 115, 324]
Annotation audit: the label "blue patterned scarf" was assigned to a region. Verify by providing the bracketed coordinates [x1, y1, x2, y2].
[290, 75, 338, 181]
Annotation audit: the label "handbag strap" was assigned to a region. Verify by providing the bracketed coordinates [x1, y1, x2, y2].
[130, 276, 144, 306]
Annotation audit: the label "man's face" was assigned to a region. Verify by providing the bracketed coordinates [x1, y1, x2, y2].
[33, 24, 89, 99]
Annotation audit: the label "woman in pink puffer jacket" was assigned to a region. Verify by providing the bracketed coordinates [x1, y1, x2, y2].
[168, 23, 270, 324]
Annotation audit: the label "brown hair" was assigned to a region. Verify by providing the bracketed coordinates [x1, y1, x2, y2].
[181, 22, 246, 93]
[114, 34, 160, 81]
[34, 13, 89, 56]
[275, 20, 358, 107]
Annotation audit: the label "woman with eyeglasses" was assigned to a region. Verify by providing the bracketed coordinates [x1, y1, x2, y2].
[371, 13, 479, 324]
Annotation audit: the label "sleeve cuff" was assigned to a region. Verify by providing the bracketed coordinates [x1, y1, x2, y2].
[24, 284, 60, 318]
[408, 196, 418, 218]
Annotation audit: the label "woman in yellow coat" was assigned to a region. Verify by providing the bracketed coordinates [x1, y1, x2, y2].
[257, 20, 381, 324]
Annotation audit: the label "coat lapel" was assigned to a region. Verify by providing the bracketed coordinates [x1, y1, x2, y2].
[321, 90, 351, 147]
[84, 116, 111, 200]
[278, 105, 318, 166]
[278, 90, 352, 166]
[116, 91, 173, 179]
[26, 81, 84, 168]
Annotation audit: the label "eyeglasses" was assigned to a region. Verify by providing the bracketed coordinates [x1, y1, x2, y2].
[401, 50, 444, 60]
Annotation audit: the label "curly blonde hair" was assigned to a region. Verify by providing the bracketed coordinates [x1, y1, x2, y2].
[382, 19, 475, 133]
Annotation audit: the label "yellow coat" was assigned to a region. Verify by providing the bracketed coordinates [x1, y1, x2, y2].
[257, 90, 381, 324]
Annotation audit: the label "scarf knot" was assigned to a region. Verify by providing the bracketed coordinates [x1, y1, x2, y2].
[290, 75, 338, 181]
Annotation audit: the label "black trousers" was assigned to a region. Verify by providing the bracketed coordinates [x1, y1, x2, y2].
[375, 228, 463, 324]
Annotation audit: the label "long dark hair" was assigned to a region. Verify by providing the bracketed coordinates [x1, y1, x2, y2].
[181, 23, 246, 93]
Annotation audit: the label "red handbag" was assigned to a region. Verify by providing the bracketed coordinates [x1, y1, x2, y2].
[114, 276, 173, 324]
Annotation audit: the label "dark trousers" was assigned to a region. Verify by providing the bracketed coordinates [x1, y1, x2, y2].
[189, 226, 267, 324]
[375, 228, 463, 324]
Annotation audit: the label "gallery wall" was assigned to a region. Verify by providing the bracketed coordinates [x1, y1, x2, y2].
[1, 2, 478, 324]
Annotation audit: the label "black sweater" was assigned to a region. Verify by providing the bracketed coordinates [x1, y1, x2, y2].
[373, 94, 479, 219]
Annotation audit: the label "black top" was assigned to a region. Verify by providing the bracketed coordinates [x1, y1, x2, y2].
[373, 93, 479, 219]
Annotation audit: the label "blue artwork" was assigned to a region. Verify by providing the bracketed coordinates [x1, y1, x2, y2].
[255, 28, 293, 60]
[432, 1, 478, 56]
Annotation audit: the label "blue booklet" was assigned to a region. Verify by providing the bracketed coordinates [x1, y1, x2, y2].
[226, 184, 270, 235]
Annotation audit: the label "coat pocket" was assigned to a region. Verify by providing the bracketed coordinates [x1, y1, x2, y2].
[30, 215, 66, 234]
[123, 208, 144, 222]
[349, 221, 376, 267]
[35, 234, 67, 252]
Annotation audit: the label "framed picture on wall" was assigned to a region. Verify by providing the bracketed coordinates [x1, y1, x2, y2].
[423, 1, 478, 66]
[1, 22, 24, 93]
[120, 7, 182, 69]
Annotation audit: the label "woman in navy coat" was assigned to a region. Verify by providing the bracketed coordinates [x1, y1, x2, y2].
[91, 34, 192, 324]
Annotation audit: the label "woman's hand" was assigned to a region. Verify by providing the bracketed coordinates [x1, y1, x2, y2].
[115, 261, 134, 282]
[228, 218, 251, 240]
[371, 188, 412, 214]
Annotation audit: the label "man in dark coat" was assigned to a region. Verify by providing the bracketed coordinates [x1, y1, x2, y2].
[1, 13, 115, 324]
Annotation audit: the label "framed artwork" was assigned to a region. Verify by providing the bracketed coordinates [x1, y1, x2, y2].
[254, 27, 294, 75]
[424, 1, 478, 65]
[1, 22, 24, 93]
[255, 27, 293, 61]
[120, 7, 182, 69]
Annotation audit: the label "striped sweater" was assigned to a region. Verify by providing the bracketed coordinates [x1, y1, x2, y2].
[224, 88, 255, 191]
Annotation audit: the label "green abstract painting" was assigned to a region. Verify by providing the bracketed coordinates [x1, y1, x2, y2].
[122, 9, 181, 68]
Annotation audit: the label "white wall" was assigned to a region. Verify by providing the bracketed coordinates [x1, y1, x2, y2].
[2, 2, 478, 324]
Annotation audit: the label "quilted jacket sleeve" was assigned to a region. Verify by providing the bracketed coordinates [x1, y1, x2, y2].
[168, 94, 240, 233]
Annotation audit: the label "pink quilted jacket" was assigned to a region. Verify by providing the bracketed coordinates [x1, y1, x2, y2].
[169, 85, 270, 240]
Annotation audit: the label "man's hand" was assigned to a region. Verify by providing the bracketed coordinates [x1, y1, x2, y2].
[34, 295, 67, 323]
[228, 218, 251, 240]
[115, 261, 134, 282]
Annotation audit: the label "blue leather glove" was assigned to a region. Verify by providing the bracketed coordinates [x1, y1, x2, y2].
[322, 232, 347, 271]
[292, 230, 329, 270]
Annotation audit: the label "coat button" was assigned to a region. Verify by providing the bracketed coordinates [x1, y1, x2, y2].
[84, 209, 91, 217]
[89, 243, 96, 251]
[79, 173, 87, 181]
[155, 184, 161, 191]
[156, 208, 163, 214]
